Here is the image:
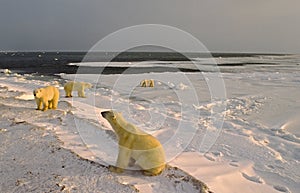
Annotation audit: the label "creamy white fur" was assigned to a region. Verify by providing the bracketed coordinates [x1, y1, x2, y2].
[64, 81, 92, 98]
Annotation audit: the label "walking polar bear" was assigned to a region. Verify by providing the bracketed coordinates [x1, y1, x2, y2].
[64, 81, 92, 98]
[33, 86, 59, 111]
[101, 110, 166, 176]
[140, 79, 154, 87]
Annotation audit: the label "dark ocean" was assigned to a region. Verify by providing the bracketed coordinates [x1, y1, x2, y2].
[0, 52, 291, 76]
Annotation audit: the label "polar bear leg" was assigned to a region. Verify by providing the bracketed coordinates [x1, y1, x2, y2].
[109, 147, 131, 173]
[69, 91, 72, 97]
[48, 100, 53, 109]
[78, 88, 86, 97]
[36, 99, 43, 110]
[141, 80, 146, 87]
[48, 100, 57, 109]
[67, 92, 72, 97]
[64, 88, 72, 97]
[116, 147, 131, 168]
[143, 166, 164, 176]
[77, 90, 82, 97]
[52, 96, 58, 109]
[149, 80, 154, 87]
[42, 99, 49, 111]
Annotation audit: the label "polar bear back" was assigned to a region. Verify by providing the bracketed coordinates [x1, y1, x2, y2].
[34, 86, 58, 100]
[64, 81, 91, 91]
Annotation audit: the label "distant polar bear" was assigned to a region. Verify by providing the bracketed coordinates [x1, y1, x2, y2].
[33, 86, 59, 111]
[140, 79, 154, 87]
[101, 110, 166, 176]
[64, 81, 92, 98]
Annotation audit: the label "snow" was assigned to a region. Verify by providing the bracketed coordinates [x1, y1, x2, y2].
[0, 56, 299, 193]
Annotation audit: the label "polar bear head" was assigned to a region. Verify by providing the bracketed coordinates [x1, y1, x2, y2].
[101, 110, 141, 135]
[33, 88, 44, 98]
[102, 110, 126, 133]
[101, 110, 128, 130]
[101, 110, 118, 122]
[83, 82, 93, 89]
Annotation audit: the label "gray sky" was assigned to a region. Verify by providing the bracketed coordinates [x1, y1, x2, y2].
[1, 0, 299, 53]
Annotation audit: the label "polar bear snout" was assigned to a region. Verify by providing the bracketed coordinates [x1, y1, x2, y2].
[101, 111, 109, 118]
[33, 90, 38, 97]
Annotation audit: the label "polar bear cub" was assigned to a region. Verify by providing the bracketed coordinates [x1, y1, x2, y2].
[140, 79, 154, 87]
[101, 110, 166, 176]
[33, 86, 59, 111]
[64, 81, 92, 98]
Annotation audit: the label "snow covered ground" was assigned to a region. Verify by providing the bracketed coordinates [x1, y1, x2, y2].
[0, 55, 299, 192]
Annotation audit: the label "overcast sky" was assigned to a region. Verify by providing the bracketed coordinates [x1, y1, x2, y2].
[1, 0, 299, 53]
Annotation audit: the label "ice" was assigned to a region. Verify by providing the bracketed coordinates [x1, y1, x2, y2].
[0, 55, 300, 192]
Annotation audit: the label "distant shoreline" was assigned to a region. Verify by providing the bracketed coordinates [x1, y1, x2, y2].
[0, 51, 291, 75]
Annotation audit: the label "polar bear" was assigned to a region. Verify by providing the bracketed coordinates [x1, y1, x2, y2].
[64, 81, 92, 98]
[140, 79, 154, 87]
[101, 110, 166, 176]
[33, 86, 59, 111]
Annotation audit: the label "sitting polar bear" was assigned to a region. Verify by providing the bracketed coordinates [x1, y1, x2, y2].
[64, 81, 92, 98]
[101, 110, 166, 176]
[33, 86, 59, 111]
[140, 79, 154, 87]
